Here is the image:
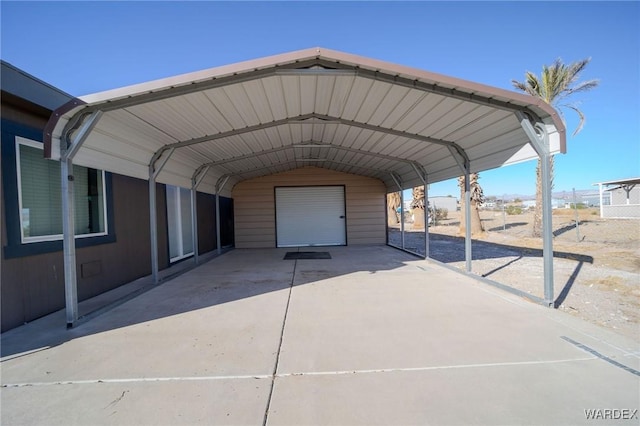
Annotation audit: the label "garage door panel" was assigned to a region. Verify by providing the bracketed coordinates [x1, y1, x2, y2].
[276, 186, 346, 247]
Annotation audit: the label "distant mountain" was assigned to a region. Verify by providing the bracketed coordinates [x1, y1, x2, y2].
[486, 189, 600, 202]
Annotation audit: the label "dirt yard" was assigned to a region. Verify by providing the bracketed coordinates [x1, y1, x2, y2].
[388, 208, 640, 341]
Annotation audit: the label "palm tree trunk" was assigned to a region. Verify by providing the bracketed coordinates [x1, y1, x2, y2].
[459, 198, 484, 236]
[532, 156, 554, 237]
[411, 186, 425, 229]
[387, 192, 401, 226]
[458, 174, 485, 236]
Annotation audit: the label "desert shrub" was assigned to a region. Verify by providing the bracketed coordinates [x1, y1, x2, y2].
[506, 205, 523, 215]
[434, 208, 448, 220]
[568, 203, 588, 209]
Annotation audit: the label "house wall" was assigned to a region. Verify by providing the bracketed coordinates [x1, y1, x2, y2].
[232, 167, 386, 248]
[1, 89, 232, 332]
[196, 192, 235, 252]
[1, 159, 170, 331]
[610, 186, 640, 205]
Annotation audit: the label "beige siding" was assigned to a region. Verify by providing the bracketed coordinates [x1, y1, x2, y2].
[232, 167, 386, 248]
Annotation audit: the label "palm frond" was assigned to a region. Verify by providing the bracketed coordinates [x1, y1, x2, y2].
[562, 103, 587, 136]
[566, 58, 591, 85]
[512, 57, 597, 135]
[565, 79, 599, 97]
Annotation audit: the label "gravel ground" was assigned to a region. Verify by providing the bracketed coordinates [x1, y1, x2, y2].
[388, 209, 640, 342]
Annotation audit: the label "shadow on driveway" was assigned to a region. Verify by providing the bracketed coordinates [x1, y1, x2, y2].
[1, 246, 414, 359]
[388, 228, 594, 312]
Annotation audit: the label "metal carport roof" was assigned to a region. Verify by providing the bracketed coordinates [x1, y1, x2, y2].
[43, 47, 565, 326]
[44, 47, 565, 198]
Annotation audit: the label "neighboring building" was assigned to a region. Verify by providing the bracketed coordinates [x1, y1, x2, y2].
[594, 178, 640, 218]
[520, 199, 565, 209]
[581, 191, 610, 207]
[1, 61, 234, 331]
[428, 196, 458, 213]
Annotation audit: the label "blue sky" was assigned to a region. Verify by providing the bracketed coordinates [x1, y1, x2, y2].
[2, 1, 638, 198]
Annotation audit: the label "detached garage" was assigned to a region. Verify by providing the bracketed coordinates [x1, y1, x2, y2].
[233, 167, 385, 248]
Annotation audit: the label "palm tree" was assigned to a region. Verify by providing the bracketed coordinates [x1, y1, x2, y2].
[512, 58, 599, 237]
[387, 192, 401, 226]
[410, 186, 426, 229]
[458, 173, 485, 236]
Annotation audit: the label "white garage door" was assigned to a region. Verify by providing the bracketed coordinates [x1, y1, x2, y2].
[275, 186, 346, 247]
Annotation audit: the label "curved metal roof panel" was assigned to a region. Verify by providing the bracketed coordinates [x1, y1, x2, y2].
[45, 47, 566, 196]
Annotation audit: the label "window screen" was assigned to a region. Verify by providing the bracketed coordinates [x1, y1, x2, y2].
[17, 140, 106, 242]
[166, 185, 194, 262]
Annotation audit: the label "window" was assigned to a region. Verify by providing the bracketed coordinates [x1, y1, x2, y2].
[166, 185, 194, 262]
[16, 137, 107, 243]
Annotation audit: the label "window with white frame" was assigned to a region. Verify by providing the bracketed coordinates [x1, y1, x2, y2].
[16, 137, 107, 243]
[166, 185, 194, 262]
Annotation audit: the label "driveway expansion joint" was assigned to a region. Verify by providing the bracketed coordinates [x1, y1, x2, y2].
[263, 256, 297, 426]
[561, 336, 640, 377]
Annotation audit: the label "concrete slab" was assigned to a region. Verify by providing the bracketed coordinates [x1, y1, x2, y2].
[1, 249, 293, 384]
[282, 265, 580, 373]
[2, 246, 638, 425]
[2, 378, 271, 425]
[268, 360, 638, 425]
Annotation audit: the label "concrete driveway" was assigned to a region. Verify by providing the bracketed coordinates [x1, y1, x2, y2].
[1, 246, 638, 425]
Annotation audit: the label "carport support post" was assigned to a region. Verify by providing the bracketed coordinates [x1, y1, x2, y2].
[215, 175, 230, 255]
[149, 148, 175, 284]
[448, 146, 472, 273]
[60, 111, 103, 327]
[390, 173, 405, 249]
[400, 190, 405, 249]
[516, 112, 554, 306]
[424, 181, 429, 258]
[215, 194, 221, 254]
[598, 183, 604, 218]
[411, 163, 429, 259]
[61, 157, 77, 327]
[149, 177, 158, 283]
[464, 161, 472, 272]
[191, 166, 210, 264]
[190, 188, 198, 264]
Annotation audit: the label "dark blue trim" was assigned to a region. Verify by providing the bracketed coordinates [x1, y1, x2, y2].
[2, 119, 116, 259]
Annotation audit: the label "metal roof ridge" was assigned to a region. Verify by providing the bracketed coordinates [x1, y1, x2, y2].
[79, 47, 328, 103]
[592, 177, 640, 186]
